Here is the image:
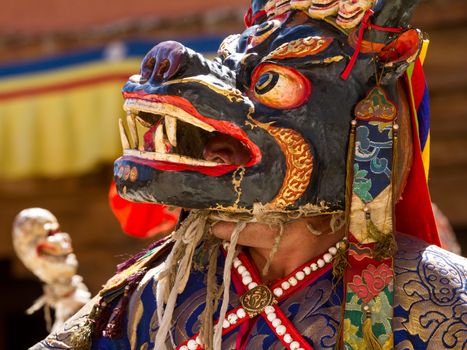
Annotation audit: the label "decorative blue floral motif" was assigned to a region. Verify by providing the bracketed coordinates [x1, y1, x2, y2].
[353, 164, 373, 203]
[353, 121, 393, 202]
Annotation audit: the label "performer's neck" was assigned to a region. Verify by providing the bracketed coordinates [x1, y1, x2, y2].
[210, 215, 344, 282]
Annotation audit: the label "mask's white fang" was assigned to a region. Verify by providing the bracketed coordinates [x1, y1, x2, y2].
[165, 115, 177, 147]
[155, 123, 166, 154]
[127, 113, 139, 149]
[119, 118, 130, 150]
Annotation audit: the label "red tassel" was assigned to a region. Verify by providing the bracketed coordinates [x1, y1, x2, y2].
[340, 10, 404, 80]
[341, 9, 374, 80]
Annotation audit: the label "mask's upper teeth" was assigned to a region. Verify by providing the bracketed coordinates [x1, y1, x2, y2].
[136, 115, 152, 128]
[119, 118, 130, 149]
[127, 113, 139, 149]
[165, 115, 177, 147]
[154, 123, 166, 154]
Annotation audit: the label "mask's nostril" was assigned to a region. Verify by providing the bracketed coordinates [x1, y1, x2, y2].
[139, 41, 187, 85]
[154, 59, 171, 81]
[141, 56, 156, 82]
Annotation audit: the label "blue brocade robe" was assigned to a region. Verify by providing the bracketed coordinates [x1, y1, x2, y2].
[31, 233, 467, 350]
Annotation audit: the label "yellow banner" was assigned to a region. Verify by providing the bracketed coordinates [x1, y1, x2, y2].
[0, 60, 140, 179]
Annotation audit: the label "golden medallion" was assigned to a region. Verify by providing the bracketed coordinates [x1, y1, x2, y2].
[240, 285, 275, 317]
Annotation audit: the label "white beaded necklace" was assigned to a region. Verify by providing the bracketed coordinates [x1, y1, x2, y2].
[177, 238, 345, 350]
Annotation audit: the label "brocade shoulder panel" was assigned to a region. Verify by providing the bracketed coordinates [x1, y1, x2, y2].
[393, 233, 466, 349]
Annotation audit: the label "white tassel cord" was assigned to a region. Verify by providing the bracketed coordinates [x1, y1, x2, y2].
[212, 221, 246, 350]
[153, 210, 208, 350]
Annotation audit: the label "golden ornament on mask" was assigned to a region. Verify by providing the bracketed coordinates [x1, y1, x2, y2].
[248, 123, 313, 208]
[265, 36, 333, 60]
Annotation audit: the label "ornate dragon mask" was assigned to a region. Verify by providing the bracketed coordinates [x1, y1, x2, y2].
[114, 0, 422, 215]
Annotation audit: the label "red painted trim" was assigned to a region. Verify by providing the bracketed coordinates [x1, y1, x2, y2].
[120, 155, 240, 177]
[0, 73, 130, 101]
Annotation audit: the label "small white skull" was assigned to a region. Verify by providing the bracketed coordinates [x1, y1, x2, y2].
[13, 208, 78, 285]
[308, 0, 339, 19]
[337, 0, 375, 29]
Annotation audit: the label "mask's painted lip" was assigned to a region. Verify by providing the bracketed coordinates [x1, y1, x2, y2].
[119, 92, 262, 176]
[115, 156, 241, 177]
[36, 241, 72, 257]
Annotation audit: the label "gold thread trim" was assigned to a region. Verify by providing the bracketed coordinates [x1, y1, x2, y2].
[252, 121, 313, 208]
[264, 36, 333, 60]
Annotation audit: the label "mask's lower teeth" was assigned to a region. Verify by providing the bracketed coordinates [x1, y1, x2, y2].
[154, 123, 166, 153]
[165, 115, 177, 147]
[123, 149, 221, 167]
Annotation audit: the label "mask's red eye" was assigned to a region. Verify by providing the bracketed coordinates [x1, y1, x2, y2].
[250, 63, 311, 109]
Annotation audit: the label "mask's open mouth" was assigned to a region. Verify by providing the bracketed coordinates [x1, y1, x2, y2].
[36, 229, 73, 262]
[119, 93, 261, 176]
[310, 0, 339, 11]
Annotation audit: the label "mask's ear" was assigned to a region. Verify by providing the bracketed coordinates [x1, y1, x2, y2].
[364, 0, 423, 83]
[378, 28, 423, 83]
